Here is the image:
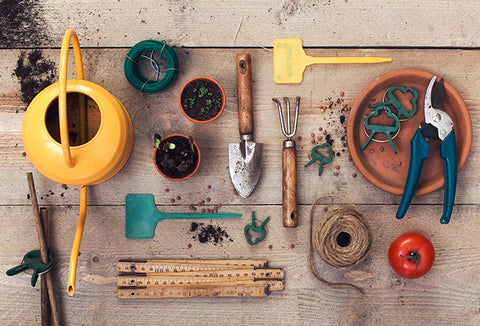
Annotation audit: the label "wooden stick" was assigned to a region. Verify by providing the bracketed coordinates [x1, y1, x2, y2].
[27, 173, 61, 326]
[40, 208, 50, 326]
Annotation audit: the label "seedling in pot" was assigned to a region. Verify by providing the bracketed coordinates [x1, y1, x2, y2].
[179, 76, 226, 123]
[153, 133, 200, 181]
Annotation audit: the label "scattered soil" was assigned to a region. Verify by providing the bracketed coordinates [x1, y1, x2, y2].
[325, 134, 334, 145]
[180, 79, 223, 121]
[13, 50, 57, 104]
[155, 135, 199, 179]
[0, 0, 50, 48]
[305, 94, 351, 166]
[320, 99, 350, 157]
[190, 222, 232, 245]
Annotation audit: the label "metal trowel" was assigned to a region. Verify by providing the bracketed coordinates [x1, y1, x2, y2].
[125, 194, 242, 239]
[229, 53, 263, 198]
[273, 38, 392, 84]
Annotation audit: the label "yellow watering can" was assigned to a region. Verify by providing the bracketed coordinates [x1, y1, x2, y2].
[22, 30, 134, 296]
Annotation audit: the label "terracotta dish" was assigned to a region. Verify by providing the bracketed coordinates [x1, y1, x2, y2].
[347, 69, 472, 196]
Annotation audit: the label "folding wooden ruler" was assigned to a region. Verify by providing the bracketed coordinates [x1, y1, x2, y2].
[117, 259, 268, 273]
[117, 259, 284, 299]
[119, 283, 270, 298]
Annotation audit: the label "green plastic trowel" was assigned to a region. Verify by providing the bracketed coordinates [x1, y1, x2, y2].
[125, 194, 242, 239]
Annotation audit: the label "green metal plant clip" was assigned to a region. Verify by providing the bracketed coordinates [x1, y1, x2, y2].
[369, 86, 418, 120]
[361, 105, 400, 154]
[244, 212, 269, 245]
[304, 143, 333, 176]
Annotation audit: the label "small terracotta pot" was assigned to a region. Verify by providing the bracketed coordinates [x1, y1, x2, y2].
[178, 76, 226, 123]
[153, 134, 201, 181]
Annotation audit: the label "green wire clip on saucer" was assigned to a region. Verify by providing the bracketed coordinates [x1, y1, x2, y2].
[369, 86, 418, 121]
[361, 105, 400, 154]
[124, 40, 179, 93]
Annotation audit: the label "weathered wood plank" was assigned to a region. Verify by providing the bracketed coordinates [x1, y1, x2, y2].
[0, 48, 478, 210]
[0, 204, 478, 325]
[2, 1, 480, 48]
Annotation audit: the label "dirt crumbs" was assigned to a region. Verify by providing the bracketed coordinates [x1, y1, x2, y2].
[306, 97, 349, 159]
[190, 222, 232, 245]
[13, 50, 57, 104]
[0, 0, 50, 48]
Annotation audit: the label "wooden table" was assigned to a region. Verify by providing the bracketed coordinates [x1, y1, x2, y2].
[1, 1, 479, 325]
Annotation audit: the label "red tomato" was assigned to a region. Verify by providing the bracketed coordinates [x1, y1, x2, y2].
[388, 232, 435, 279]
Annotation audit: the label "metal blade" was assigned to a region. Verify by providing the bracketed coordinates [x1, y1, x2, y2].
[424, 77, 453, 141]
[431, 77, 445, 109]
[229, 141, 263, 198]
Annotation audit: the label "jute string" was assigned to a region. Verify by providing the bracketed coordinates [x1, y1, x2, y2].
[307, 195, 373, 294]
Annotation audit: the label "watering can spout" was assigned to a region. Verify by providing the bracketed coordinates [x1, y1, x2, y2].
[67, 186, 87, 296]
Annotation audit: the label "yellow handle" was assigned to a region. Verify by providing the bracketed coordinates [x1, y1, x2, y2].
[67, 185, 87, 296]
[59, 29, 84, 168]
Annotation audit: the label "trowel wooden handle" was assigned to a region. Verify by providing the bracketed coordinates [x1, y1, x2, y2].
[236, 53, 253, 136]
[282, 146, 298, 228]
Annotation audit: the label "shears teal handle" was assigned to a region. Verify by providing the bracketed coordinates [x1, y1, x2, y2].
[396, 129, 430, 219]
[439, 130, 457, 224]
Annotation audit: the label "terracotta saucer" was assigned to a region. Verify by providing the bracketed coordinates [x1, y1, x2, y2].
[347, 69, 472, 196]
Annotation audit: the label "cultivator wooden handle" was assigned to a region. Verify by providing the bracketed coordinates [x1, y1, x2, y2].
[236, 53, 254, 137]
[274, 96, 300, 228]
[282, 144, 298, 227]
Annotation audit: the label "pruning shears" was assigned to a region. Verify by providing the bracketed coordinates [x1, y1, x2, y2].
[396, 76, 457, 224]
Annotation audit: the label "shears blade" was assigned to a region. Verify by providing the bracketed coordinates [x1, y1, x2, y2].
[431, 77, 445, 110]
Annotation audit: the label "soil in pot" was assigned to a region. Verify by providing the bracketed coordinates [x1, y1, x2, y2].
[155, 135, 199, 179]
[180, 78, 223, 121]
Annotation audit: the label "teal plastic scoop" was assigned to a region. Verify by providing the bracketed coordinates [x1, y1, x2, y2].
[125, 194, 242, 239]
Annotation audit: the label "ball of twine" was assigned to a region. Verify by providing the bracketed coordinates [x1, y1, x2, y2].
[308, 195, 373, 294]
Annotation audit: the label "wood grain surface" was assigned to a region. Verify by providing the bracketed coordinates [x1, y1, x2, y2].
[1, 2, 480, 325]
[2, 1, 480, 48]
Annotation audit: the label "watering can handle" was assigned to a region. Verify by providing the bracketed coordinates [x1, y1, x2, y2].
[59, 29, 85, 168]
